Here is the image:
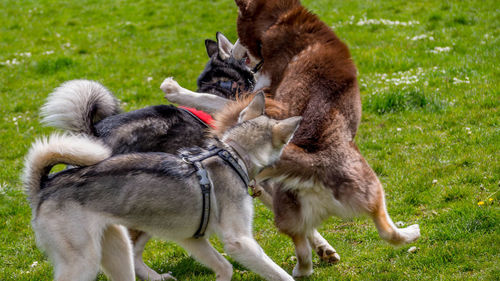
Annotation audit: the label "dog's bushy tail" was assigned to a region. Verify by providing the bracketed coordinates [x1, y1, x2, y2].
[23, 133, 111, 208]
[40, 80, 121, 135]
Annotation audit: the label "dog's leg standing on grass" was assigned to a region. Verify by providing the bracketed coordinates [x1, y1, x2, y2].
[24, 135, 136, 281]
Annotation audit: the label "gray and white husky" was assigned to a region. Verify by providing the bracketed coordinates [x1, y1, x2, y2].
[24, 93, 301, 281]
[40, 32, 255, 280]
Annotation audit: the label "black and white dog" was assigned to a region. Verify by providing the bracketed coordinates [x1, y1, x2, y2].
[26, 94, 299, 281]
[40, 32, 255, 280]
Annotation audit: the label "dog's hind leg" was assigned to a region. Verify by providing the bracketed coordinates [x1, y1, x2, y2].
[100, 225, 135, 281]
[33, 209, 102, 281]
[178, 237, 233, 281]
[52, 256, 100, 281]
[341, 144, 420, 245]
[128, 230, 175, 280]
[130, 230, 176, 281]
[259, 180, 340, 264]
[370, 186, 420, 245]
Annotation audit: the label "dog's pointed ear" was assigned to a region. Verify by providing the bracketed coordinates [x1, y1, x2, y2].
[234, 0, 249, 10]
[238, 92, 265, 122]
[235, 0, 257, 16]
[205, 39, 218, 58]
[216, 32, 233, 60]
[272, 116, 302, 147]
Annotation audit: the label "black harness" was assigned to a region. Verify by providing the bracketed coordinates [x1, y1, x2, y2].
[181, 146, 249, 238]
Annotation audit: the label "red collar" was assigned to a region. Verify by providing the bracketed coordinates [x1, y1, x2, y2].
[179, 106, 215, 128]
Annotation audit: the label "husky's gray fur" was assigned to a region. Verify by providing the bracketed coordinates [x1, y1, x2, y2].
[24, 94, 301, 281]
[39, 33, 258, 281]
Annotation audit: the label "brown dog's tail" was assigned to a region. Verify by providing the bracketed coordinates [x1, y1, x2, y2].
[22, 133, 111, 208]
[40, 80, 121, 136]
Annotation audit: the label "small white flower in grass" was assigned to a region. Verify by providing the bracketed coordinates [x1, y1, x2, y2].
[429, 46, 451, 54]
[1, 58, 21, 66]
[407, 246, 418, 253]
[30, 261, 38, 268]
[43, 50, 54, 55]
[62, 42, 71, 48]
[16, 52, 31, 58]
[397, 128, 402, 132]
[147, 77, 153, 82]
[409, 34, 431, 41]
[432, 179, 438, 184]
[0, 182, 5, 195]
[453, 77, 470, 84]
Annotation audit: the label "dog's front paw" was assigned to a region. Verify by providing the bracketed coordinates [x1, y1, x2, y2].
[292, 262, 313, 278]
[160, 77, 182, 95]
[159, 272, 177, 280]
[161, 77, 185, 104]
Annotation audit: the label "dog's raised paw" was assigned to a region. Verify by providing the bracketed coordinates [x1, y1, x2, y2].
[160, 77, 182, 94]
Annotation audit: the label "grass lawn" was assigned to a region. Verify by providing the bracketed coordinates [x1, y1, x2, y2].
[0, 0, 498, 280]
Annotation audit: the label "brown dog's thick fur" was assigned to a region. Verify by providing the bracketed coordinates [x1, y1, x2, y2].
[216, 0, 420, 276]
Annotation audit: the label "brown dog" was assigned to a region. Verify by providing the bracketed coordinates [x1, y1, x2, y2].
[163, 0, 420, 277]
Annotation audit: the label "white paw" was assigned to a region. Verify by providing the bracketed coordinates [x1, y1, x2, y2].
[292, 263, 313, 278]
[159, 272, 177, 280]
[160, 77, 182, 94]
[398, 224, 420, 244]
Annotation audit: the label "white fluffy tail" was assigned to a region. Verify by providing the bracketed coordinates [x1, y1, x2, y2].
[23, 133, 111, 208]
[40, 80, 121, 135]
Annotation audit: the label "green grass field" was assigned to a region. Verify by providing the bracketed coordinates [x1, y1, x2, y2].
[1, 0, 498, 280]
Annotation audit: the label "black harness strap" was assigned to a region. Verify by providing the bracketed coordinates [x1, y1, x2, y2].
[182, 146, 249, 238]
[217, 149, 249, 187]
[193, 161, 211, 238]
